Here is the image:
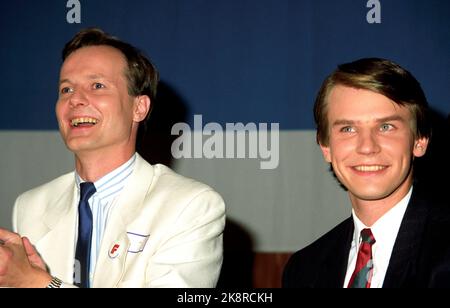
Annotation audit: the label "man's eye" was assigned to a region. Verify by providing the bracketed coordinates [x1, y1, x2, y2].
[380, 124, 394, 131]
[93, 83, 105, 89]
[340, 126, 355, 133]
[60, 87, 73, 94]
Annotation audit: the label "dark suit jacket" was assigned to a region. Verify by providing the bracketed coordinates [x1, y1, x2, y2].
[283, 187, 450, 288]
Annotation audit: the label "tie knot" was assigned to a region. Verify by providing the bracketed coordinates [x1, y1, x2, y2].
[80, 182, 96, 202]
[361, 228, 376, 245]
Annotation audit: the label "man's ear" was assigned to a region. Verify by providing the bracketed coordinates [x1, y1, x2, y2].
[319, 142, 332, 163]
[133, 95, 151, 123]
[413, 136, 429, 158]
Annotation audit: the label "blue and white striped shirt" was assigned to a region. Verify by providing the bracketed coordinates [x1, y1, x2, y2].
[75, 153, 136, 285]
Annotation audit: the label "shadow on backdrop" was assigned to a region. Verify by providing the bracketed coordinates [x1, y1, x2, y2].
[137, 81, 188, 167]
[217, 218, 254, 288]
[415, 109, 450, 205]
[136, 82, 256, 287]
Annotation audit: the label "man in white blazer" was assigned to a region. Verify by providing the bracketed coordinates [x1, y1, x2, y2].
[0, 28, 225, 288]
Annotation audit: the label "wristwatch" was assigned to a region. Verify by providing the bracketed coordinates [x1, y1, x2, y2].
[46, 276, 63, 288]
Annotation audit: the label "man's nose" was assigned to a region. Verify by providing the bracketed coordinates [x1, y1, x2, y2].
[356, 130, 381, 155]
[69, 89, 88, 107]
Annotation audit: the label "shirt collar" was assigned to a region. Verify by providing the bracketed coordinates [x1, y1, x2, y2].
[75, 153, 137, 200]
[351, 186, 413, 246]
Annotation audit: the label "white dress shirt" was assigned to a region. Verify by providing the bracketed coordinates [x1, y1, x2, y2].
[343, 186, 413, 288]
[75, 153, 136, 285]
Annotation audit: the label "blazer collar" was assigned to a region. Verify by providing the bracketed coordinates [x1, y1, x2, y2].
[382, 188, 429, 287]
[317, 218, 354, 288]
[37, 176, 78, 282]
[93, 154, 154, 287]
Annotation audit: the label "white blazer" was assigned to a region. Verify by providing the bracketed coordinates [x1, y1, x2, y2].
[13, 154, 225, 288]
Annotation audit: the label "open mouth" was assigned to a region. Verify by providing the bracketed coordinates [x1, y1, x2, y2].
[352, 165, 388, 172]
[71, 117, 98, 127]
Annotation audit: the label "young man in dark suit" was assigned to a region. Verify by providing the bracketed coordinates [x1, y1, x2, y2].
[283, 58, 450, 288]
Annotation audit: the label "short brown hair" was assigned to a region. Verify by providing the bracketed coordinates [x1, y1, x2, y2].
[62, 28, 159, 121]
[313, 58, 431, 145]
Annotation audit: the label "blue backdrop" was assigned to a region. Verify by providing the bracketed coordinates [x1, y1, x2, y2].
[1, 0, 449, 130]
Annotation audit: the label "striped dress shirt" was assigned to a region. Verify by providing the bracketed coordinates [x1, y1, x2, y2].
[75, 153, 136, 285]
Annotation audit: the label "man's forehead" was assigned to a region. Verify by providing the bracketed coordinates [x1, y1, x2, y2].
[59, 48, 127, 82]
[326, 89, 414, 128]
[59, 73, 108, 84]
[61, 46, 126, 71]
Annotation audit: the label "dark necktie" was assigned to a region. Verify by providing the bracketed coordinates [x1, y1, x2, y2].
[347, 228, 376, 288]
[74, 182, 96, 288]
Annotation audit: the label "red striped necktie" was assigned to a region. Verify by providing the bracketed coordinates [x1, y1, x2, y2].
[347, 228, 376, 288]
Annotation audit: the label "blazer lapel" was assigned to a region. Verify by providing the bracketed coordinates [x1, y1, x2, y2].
[93, 155, 154, 287]
[320, 219, 353, 287]
[92, 220, 130, 288]
[36, 182, 78, 283]
[383, 190, 429, 288]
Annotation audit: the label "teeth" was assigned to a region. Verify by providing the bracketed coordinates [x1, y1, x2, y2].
[354, 165, 386, 172]
[71, 117, 98, 127]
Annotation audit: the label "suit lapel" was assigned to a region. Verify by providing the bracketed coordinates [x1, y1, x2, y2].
[36, 181, 78, 283]
[321, 219, 353, 287]
[311, 219, 353, 288]
[92, 219, 130, 288]
[383, 190, 429, 288]
[93, 155, 154, 287]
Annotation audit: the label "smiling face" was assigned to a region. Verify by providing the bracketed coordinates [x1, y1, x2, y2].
[56, 45, 148, 160]
[320, 85, 428, 206]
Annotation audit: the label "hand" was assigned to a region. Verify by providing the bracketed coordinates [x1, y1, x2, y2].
[22, 237, 47, 271]
[0, 228, 52, 288]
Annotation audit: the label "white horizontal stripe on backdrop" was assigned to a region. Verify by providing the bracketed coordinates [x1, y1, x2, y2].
[0, 130, 349, 252]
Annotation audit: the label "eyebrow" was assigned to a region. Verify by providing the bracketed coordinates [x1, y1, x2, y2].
[59, 74, 107, 85]
[332, 115, 407, 127]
